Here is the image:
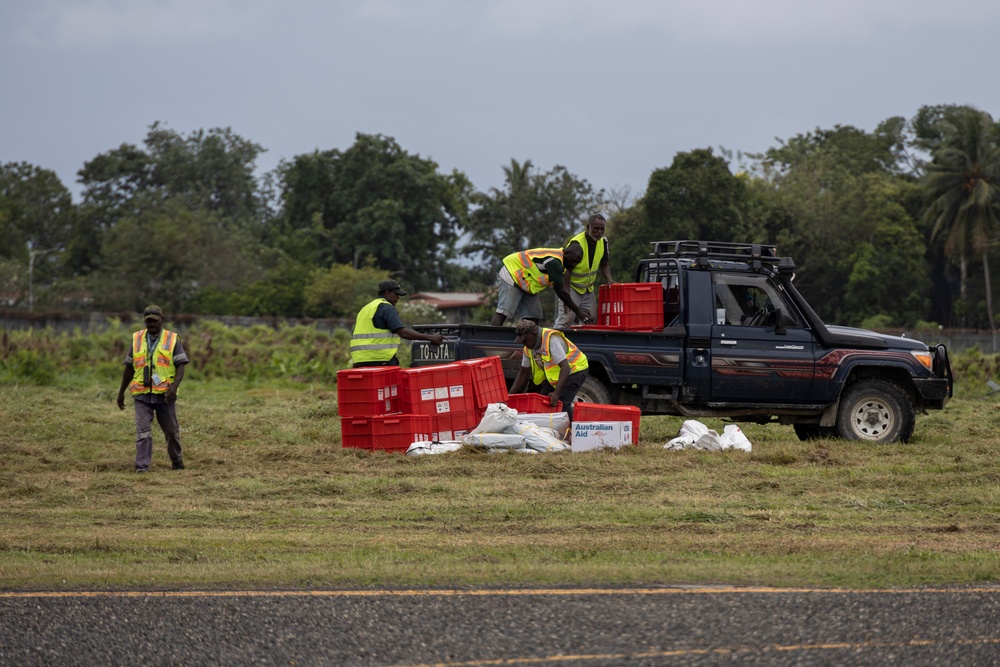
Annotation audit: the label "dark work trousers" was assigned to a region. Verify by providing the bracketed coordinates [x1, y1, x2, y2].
[533, 368, 589, 422]
[133, 398, 182, 471]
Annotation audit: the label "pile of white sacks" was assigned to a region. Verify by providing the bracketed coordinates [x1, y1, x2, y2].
[406, 406, 754, 456]
[406, 403, 570, 456]
[664, 420, 752, 451]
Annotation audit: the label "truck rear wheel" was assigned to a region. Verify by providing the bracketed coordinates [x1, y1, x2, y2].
[574, 376, 611, 404]
[835, 379, 914, 443]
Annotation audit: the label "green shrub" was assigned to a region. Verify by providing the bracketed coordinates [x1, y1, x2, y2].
[1, 319, 353, 384]
[5, 349, 58, 385]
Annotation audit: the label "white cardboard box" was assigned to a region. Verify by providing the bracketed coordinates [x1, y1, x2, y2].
[571, 421, 633, 451]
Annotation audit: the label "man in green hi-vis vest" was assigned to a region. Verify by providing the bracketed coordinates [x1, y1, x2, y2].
[555, 213, 616, 329]
[350, 279, 445, 368]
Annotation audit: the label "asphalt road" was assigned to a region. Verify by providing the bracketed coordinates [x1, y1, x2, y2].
[2, 586, 999, 666]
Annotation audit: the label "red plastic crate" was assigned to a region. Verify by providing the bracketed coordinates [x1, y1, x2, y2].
[336, 367, 401, 417]
[505, 393, 562, 414]
[572, 403, 641, 444]
[430, 409, 482, 442]
[401, 363, 476, 415]
[457, 356, 510, 409]
[598, 283, 664, 330]
[340, 416, 373, 449]
[371, 414, 433, 453]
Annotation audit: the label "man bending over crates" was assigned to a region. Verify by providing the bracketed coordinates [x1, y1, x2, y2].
[490, 245, 593, 327]
[554, 213, 617, 329]
[509, 319, 589, 422]
[351, 280, 445, 368]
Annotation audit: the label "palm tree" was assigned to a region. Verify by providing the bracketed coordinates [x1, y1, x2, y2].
[923, 108, 1000, 331]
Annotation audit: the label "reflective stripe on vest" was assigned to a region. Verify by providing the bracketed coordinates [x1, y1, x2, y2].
[502, 248, 564, 294]
[129, 329, 178, 396]
[526, 328, 589, 386]
[350, 298, 401, 364]
[567, 230, 605, 294]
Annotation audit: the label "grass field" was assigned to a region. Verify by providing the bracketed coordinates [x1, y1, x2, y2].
[2, 370, 998, 591]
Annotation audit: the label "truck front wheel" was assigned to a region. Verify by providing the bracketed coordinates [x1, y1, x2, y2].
[835, 379, 915, 443]
[574, 376, 611, 404]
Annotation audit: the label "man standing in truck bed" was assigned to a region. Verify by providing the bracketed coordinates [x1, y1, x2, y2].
[490, 245, 593, 326]
[555, 213, 616, 329]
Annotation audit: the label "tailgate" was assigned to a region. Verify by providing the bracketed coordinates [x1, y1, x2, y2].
[410, 337, 458, 365]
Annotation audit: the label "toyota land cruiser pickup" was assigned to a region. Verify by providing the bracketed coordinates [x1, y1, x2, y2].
[410, 241, 952, 443]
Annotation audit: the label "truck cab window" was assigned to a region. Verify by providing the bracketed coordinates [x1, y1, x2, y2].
[714, 273, 799, 327]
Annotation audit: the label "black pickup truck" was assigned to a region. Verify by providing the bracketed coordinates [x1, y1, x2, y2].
[411, 241, 952, 443]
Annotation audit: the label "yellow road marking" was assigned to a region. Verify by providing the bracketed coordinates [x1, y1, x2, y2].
[390, 638, 1000, 667]
[1, 585, 999, 599]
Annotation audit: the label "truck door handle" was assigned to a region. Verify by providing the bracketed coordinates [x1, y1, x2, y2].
[720, 340, 737, 346]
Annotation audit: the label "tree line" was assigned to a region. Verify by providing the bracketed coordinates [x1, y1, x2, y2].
[1, 105, 998, 330]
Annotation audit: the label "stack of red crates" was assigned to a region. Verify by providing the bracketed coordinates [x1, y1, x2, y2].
[402, 362, 497, 441]
[338, 358, 508, 451]
[337, 366, 431, 453]
[572, 403, 641, 444]
[338, 366, 430, 453]
[595, 282, 663, 331]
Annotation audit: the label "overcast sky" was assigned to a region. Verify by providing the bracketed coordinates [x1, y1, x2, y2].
[2, 0, 999, 204]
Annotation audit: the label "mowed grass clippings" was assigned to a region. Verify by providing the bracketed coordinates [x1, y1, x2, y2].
[0, 376, 999, 590]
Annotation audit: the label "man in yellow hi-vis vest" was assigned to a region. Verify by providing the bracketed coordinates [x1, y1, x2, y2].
[351, 280, 445, 368]
[508, 319, 589, 422]
[555, 213, 617, 329]
[489, 244, 593, 327]
[116, 305, 189, 473]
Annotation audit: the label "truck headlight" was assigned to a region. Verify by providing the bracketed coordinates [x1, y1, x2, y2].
[911, 350, 933, 370]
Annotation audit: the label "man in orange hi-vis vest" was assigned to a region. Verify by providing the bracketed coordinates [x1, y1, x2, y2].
[116, 305, 189, 473]
[508, 319, 590, 423]
[489, 244, 593, 327]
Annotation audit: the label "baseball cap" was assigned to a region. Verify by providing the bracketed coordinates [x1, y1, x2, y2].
[378, 279, 407, 295]
[143, 305, 163, 320]
[513, 319, 538, 344]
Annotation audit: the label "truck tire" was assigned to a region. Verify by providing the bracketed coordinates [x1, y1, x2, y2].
[574, 376, 611, 404]
[835, 379, 915, 443]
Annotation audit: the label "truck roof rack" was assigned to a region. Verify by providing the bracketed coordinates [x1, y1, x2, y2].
[648, 240, 780, 270]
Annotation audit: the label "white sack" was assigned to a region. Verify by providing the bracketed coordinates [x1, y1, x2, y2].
[468, 403, 519, 435]
[406, 440, 464, 456]
[508, 421, 571, 453]
[664, 419, 752, 452]
[515, 411, 571, 440]
[718, 424, 752, 451]
[462, 433, 527, 450]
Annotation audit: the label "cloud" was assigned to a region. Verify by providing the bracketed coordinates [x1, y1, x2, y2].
[16, 0, 997, 51]
[289, 0, 1000, 47]
[12, 0, 263, 48]
[482, 0, 1000, 44]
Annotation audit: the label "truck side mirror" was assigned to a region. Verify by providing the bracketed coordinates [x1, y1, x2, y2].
[775, 308, 786, 335]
